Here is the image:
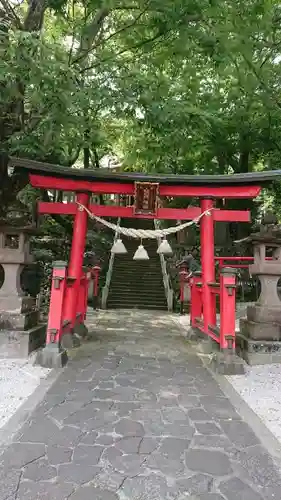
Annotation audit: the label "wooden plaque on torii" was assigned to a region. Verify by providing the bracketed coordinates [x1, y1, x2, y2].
[133, 182, 159, 216]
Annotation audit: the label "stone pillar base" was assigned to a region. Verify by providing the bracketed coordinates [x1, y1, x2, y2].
[35, 344, 68, 368]
[236, 332, 281, 365]
[0, 309, 39, 331]
[247, 304, 281, 324]
[210, 351, 245, 375]
[0, 323, 46, 359]
[240, 318, 281, 341]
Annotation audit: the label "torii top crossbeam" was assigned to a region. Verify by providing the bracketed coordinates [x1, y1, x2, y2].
[10, 157, 281, 222]
[10, 156, 281, 196]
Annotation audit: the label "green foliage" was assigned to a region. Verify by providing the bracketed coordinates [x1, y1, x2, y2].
[1, 0, 281, 210]
[3, 0, 281, 313]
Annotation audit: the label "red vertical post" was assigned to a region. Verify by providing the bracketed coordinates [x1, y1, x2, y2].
[36, 260, 69, 369]
[219, 267, 237, 350]
[46, 261, 67, 345]
[190, 271, 203, 327]
[63, 192, 89, 329]
[200, 198, 216, 333]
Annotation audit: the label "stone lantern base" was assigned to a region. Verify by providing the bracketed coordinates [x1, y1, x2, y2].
[0, 296, 38, 329]
[247, 303, 281, 325]
[237, 318, 281, 365]
[0, 296, 46, 358]
[0, 324, 46, 359]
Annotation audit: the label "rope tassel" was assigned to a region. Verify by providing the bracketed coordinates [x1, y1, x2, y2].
[157, 238, 173, 255]
[133, 242, 149, 260]
[111, 238, 127, 254]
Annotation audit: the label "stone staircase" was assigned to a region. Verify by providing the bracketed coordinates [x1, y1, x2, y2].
[106, 218, 168, 310]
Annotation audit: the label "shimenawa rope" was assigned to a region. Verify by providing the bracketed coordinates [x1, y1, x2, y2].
[76, 202, 213, 239]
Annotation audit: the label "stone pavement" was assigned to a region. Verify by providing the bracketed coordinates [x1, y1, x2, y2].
[1, 310, 281, 500]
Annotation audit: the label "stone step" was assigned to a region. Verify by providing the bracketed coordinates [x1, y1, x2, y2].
[109, 276, 166, 287]
[107, 302, 167, 310]
[107, 291, 166, 300]
[111, 269, 163, 274]
[112, 271, 162, 276]
[108, 293, 166, 301]
[107, 296, 167, 303]
[113, 265, 162, 270]
[106, 218, 168, 310]
[111, 272, 163, 276]
[112, 259, 162, 264]
[108, 284, 166, 292]
[111, 272, 163, 278]
[109, 286, 165, 293]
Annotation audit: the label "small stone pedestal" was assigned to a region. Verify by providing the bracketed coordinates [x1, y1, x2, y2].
[210, 350, 246, 375]
[36, 343, 68, 369]
[237, 223, 281, 365]
[0, 226, 45, 358]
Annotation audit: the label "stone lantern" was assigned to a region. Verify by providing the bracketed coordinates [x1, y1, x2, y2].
[0, 224, 45, 357]
[238, 214, 281, 364]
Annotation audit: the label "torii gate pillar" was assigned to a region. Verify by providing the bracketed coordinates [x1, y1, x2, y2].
[62, 192, 90, 346]
[200, 198, 216, 331]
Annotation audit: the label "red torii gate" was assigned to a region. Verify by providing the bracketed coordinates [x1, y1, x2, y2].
[10, 157, 281, 369]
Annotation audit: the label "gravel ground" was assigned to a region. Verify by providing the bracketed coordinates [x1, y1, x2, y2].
[227, 365, 281, 444]
[0, 357, 51, 430]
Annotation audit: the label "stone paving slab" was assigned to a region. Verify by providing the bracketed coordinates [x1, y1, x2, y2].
[0, 309, 281, 499]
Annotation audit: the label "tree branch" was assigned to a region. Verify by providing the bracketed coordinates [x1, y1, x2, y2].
[23, 0, 47, 31]
[68, 146, 81, 166]
[73, 7, 110, 64]
[242, 52, 281, 110]
[68, 0, 76, 64]
[71, 8, 148, 65]
[259, 42, 281, 68]
[79, 29, 171, 73]
[91, 147, 100, 169]
[0, 0, 22, 28]
[79, 10, 201, 74]
[92, 5, 149, 51]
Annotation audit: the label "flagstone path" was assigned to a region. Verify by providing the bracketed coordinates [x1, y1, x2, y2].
[1, 309, 281, 500]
